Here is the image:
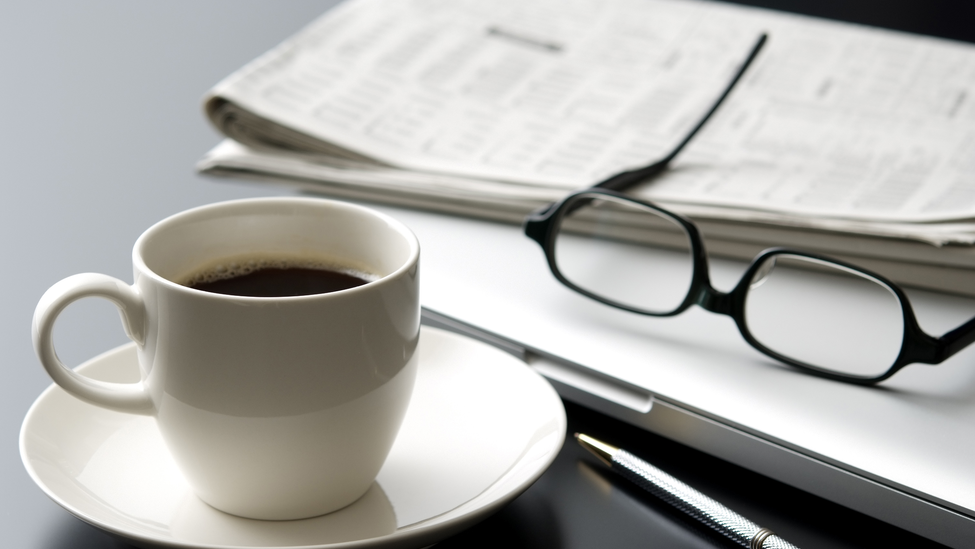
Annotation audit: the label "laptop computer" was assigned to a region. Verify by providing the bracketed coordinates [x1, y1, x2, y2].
[372, 202, 975, 549]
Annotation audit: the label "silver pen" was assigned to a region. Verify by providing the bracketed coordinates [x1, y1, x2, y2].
[576, 433, 800, 549]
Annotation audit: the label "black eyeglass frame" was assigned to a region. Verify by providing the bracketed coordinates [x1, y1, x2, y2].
[525, 189, 975, 384]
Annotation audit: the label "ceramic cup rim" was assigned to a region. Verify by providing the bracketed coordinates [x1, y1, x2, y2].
[131, 196, 420, 302]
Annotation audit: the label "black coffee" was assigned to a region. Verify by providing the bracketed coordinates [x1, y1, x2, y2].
[185, 265, 369, 297]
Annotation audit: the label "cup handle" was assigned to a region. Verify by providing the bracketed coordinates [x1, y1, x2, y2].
[32, 273, 154, 415]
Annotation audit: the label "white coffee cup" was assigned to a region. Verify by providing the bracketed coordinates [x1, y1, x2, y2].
[32, 197, 420, 520]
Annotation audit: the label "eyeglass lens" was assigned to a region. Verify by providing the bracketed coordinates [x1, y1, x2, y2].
[553, 194, 694, 315]
[744, 254, 905, 378]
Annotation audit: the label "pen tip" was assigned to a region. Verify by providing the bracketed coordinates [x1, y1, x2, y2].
[575, 433, 618, 466]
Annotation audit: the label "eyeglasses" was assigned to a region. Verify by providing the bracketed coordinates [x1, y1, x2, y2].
[525, 188, 975, 383]
[523, 35, 975, 384]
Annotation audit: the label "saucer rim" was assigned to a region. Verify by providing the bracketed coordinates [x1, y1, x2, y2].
[20, 326, 567, 549]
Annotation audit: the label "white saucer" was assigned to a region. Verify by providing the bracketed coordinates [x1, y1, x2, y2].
[21, 326, 566, 549]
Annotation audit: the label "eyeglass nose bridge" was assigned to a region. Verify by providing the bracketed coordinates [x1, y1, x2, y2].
[694, 284, 735, 316]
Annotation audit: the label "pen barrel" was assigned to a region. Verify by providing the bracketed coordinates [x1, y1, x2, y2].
[613, 450, 799, 549]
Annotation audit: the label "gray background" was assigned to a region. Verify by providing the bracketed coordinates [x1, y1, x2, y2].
[1, 3, 338, 546]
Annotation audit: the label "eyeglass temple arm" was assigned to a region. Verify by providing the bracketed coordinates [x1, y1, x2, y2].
[932, 314, 975, 363]
[525, 34, 767, 239]
[593, 33, 768, 193]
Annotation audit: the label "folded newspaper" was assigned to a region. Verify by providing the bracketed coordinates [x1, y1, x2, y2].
[198, 0, 975, 295]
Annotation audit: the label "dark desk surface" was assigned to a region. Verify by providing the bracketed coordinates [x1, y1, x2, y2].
[2, 1, 971, 548]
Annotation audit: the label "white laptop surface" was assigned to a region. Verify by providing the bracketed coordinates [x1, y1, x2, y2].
[369, 202, 975, 549]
